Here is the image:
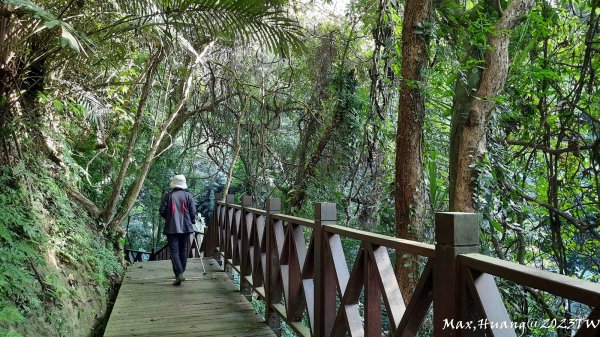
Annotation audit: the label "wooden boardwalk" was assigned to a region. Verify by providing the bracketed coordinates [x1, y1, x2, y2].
[103, 258, 276, 337]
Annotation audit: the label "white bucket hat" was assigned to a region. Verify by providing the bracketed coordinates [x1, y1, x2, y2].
[170, 175, 188, 189]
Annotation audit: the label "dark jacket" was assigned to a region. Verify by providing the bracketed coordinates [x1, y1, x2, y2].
[160, 188, 197, 234]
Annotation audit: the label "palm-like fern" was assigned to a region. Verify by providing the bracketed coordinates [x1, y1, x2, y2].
[108, 0, 304, 55]
[6, 0, 304, 55]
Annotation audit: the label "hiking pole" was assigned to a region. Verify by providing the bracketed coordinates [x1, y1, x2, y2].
[194, 235, 207, 275]
[200, 257, 207, 275]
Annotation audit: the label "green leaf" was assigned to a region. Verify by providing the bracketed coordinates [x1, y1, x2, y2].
[60, 26, 80, 52]
[44, 20, 60, 29]
[491, 219, 503, 232]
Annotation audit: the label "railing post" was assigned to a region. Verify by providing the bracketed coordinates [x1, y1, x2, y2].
[240, 195, 253, 302]
[433, 212, 480, 337]
[314, 202, 337, 337]
[204, 200, 215, 258]
[265, 198, 281, 336]
[225, 194, 235, 280]
[209, 192, 223, 263]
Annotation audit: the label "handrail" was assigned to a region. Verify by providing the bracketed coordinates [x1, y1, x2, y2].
[203, 195, 600, 337]
[126, 231, 205, 263]
[124, 249, 151, 254]
[272, 213, 315, 228]
[459, 253, 600, 307]
[124, 249, 151, 263]
[244, 206, 267, 215]
[324, 224, 435, 257]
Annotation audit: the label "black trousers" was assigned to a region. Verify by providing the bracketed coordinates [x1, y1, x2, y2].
[167, 233, 190, 276]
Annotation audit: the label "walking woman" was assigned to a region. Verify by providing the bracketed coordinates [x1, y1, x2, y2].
[160, 175, 197, 285]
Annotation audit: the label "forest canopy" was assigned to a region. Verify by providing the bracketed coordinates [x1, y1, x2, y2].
[0, 0, 599, 336]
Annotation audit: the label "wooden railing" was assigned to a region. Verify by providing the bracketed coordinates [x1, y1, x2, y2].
[203, 194, 600, 337]
[123, 249, 151, 263]
[124, 231, 204, 263]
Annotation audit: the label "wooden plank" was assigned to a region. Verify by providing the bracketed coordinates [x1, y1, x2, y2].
[324, 224, 435, 258]
[272, 213, 316, 228]
[464, 270, 517, 337]
[396, 260, 433, 337]
[245, 207, 268, 216]
[364, 245, 381, 337]
[574, 309, 600, 337]
[271, 303, 312, 337]
[288, 224, 306, 321]
[314, 202, 338, 337]
[104, 258, 275, 337]
[302, 278, 315, 333]
[367, 245, 406, 330]
[345, 304, 364, 337]
[327, 233, 350, 295]
[459, 253, 600, 307]
[329, 242, 367, 336]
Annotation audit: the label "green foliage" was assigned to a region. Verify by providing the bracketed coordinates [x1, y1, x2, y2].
[0, 302, 25, 337]
[108, 0, 304, 55]
[2, 0, 599, 335]
[7, 0, 88, 52]
[0, 160, 122, 336]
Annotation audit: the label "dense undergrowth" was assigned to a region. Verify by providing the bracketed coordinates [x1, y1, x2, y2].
[0, 159, 123, 337]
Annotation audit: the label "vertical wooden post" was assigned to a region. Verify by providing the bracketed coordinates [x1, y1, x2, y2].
[265, 198, 281, 336]
[433, 212, 480, 337]
[364, 247, 382, 336]
[210, 192, 223, 263]
[240, 195, 253, 301]
[314, 202, 337, 337]
[204, 213, 214, 257]
[225, 194, 235, 280]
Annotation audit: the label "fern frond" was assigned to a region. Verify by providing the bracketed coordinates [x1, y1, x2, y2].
[110, 0, 304, 55]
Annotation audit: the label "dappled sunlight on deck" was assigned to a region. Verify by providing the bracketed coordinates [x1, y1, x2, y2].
[103, 258, 275, 337]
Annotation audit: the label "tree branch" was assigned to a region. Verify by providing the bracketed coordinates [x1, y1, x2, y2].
[505, 139, 594, 155]
[511, 187, 598, 234]
[66, 186, 102, 220]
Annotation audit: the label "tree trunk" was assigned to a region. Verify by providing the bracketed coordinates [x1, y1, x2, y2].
[101, 49, 164, 224]
[66, 187, 102, 219]
[221, 111, 243, 200]
[288, 70, 355, 212]
[448, 54, 482, 211]
[289, 105, 344, 210]
[448, 0, 499, 211]
[452, 0, 534, 212]
[394, 0, 433, 303]
[107, 60, 200, 251]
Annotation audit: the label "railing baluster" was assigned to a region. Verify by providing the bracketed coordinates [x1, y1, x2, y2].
[224, 194, 235, 279]
[314, 202, 337, 337]
[204, 193, 218, 257]
[364, 244, 382, 336]
[266, 198, 282, 336]
[241, 195, 253, 301]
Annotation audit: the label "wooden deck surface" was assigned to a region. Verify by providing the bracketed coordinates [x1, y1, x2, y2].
[103, 258, 276, 337]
